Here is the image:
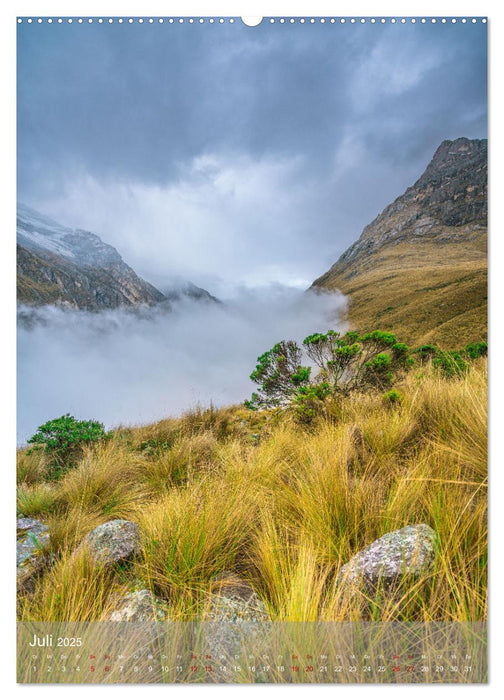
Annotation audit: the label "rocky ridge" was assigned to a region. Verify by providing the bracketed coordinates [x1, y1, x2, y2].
[17, 204, 166, 310]
[161, 280, 220, 305]
[314, 138, 486, 283]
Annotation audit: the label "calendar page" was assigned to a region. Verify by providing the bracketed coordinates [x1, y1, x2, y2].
[16, 14, 488, 684]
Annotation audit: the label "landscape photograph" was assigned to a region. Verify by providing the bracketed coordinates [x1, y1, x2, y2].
[16, 16, 487, 683]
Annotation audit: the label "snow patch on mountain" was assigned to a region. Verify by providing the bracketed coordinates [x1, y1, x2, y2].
[17, 203, 122, 267]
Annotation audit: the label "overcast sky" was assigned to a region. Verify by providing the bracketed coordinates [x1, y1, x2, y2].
[17, 19, 487, 294]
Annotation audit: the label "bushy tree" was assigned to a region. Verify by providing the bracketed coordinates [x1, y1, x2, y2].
[245, 328, 487, 418]
[304, 329, 410, 392]
[247, 330, 412, 411]
[245, 341, 311, 410]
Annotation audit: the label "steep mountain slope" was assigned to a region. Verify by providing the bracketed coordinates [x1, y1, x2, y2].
[17, 204, 166, 310]
[17, 204, 217, 311]
[312, 138, 487, 347]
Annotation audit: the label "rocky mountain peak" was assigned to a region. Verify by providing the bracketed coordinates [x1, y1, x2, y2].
[316, 137, 487, 276]
[416, 137, 487, 188]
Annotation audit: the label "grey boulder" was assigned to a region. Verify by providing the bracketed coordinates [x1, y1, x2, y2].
[109, 589, 167, 622]
[208, 571, 270, 623]
[17, 518, 50, 593]
[79, 519, 141, 565]
[205, 572, 270, 658]
[337, 523, 437, 591]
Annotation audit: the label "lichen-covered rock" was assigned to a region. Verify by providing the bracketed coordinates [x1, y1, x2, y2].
[17, 518, 50, 593]
[208, 572, 269, 622]
[337, 524, 437, 591]
[80, 519, 141, 565]
[205, 572, 270, 657]
[109, 589, 167, 622]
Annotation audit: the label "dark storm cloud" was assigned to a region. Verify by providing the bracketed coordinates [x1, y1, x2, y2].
[17, 19, 487, 287]
[17, 21, 353, 188]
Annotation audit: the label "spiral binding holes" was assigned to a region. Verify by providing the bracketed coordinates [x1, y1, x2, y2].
[17, 17, 488, 26]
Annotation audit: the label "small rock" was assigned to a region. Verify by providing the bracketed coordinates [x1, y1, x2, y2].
[209, 572, 270, 622]
[337, 523, 437, 592]
[109, 589, 167, 622]
[17, 517, 46, 536]
[205, 572, 270, 658]
[17, 518, 50, 593]
[79, 519, 141, 565]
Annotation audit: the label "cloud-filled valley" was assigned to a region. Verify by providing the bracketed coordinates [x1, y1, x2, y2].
[17, 286, 346, 444]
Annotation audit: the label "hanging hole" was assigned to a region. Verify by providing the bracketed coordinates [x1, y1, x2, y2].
[241, 17, 263, 27]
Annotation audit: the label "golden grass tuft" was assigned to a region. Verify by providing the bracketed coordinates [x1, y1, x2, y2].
[18, 546, 122, 622]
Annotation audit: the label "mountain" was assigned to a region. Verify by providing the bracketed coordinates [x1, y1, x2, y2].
[17, 204, 166, 310]
[311, 138, 487, 347]
[17, 204, 216, 312]
[160, 279, 220, 305]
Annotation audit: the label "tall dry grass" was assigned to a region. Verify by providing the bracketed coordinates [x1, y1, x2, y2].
[17, 360, 487, 623]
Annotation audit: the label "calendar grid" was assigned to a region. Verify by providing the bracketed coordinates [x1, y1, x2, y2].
[17, 621, 487, 683]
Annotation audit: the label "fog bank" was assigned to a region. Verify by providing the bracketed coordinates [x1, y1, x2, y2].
[17, 286, 346, 444]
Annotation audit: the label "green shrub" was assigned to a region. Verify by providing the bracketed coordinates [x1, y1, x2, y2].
[246, 328, 487, 418]
[359, 330, 398, 350]
[363, 352, 394, 389]
[412, 341, 486, 378]
[293, 383, 331, 423]
[412, 344, 441, 363]
[247, 329, 413, 412]
[432, 350, 469, 378]
[27, 414, 106, 479]
[465, 341, 488, 360]
[391, 342, 412, 368]
[382, 389, 403, 405]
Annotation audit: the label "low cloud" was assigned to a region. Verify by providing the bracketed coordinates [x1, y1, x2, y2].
[17, 286, 346, 443]
[28, 153, 330, 294]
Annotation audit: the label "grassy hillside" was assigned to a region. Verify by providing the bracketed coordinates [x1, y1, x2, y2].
[17, 359, 487, 623]
[313, 232, 487, 348]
